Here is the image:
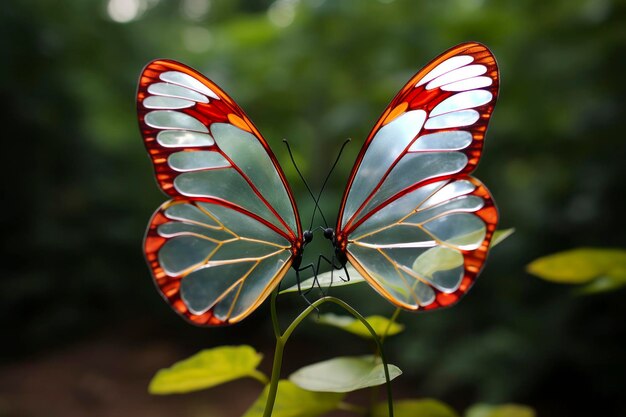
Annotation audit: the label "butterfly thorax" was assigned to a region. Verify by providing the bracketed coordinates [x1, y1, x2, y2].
[323, 228, 348, 267]
[292, 230, 314, 269]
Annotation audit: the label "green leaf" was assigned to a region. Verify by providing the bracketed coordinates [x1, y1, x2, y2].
[465, 403, 535, 417]
[526, 248, 626, 291]
[149, 345, 266, 395]
[242, 380, 344, 417]
[491, 228, 515, 248]
[280, 264, 366, 294]
[317, 313, 404, 338]
[289, 355, 402, 393]
[373, 399, 459, 417]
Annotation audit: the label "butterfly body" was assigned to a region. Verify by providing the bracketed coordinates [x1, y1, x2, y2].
[137, 42, 499, 325]
[290, 230, 313, 274]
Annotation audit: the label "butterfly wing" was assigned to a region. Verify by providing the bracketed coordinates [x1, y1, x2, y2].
[138, 60, 302, 325]
[336, 42, 499, 311]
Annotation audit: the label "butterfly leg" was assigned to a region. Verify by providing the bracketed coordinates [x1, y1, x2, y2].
[313, 254, 347, 295]
[294, 262, 316, 298]
[342, 263, 351, 282]
[293, 263, 326, 317]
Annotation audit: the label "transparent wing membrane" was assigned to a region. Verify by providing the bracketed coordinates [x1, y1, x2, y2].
[338, 42, 500, 311]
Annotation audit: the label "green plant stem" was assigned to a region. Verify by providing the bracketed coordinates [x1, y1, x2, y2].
[263, 288, 284, 417]
[270, 288, 282, 338]
[263, 295, 395, 417]
[370, 307, 402, 410]
[263, 334, 285, 417]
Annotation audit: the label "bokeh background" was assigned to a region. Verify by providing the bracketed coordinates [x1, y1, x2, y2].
[2, 0, 625, 416]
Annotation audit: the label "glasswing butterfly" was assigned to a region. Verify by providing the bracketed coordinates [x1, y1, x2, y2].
[137, 42, 499, 326]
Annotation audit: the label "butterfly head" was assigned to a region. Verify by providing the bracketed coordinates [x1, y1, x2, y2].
[293, 230, 313, 259]
[303, 230, 314, 245]
[322, 228, 348, 267]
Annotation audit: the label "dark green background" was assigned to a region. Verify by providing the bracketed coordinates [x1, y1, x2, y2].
[2, 0, 625, 416]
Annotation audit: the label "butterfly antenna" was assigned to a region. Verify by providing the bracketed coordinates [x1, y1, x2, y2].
[308, 138, 351, 231]
[283, 139, 329, 228]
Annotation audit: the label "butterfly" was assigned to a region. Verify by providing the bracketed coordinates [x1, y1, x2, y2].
[137, 42, 499, 326]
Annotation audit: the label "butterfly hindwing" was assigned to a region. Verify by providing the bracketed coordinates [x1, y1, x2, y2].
[138, 60, 302, 325]
[144, 199, 294, 325]
[336, 42, 499, 311]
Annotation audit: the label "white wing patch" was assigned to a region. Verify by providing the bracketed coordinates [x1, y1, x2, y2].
[408, 131, 472, 151]
[168, 151, 230, 172]
[156, 131, 215, 148]
[424, 110, 480, 129]
[425, 64, 487, 90]
[425, 89, 492, 130]
[145, 110, 209, 132]
[415, 55, 474, 87]
[160, 70, 220, 100]
[148, 82, 210, 103]
[415, 54, 490, 93]
[441, 76, 492, 92]
[430, 90, 493, 117]
[143, 96, 196, 109]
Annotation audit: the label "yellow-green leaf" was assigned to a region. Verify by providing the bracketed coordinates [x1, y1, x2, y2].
[242, 380, 344, 417]
[526, 248, 626, 287]
[491, 228, 515, 248]
[465, 403, 535, 417]
[317, 313, 404, 339]
[280, 264, 366, 294]
[149, 345, 265, 395]
[373, 399, 459, 417]
[289, 355, 401, 393]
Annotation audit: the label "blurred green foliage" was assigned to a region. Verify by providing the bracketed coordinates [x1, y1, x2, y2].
[527, 247, 626, 292]
[373, 399, 460, 417]
[2, 0, 626, 416]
